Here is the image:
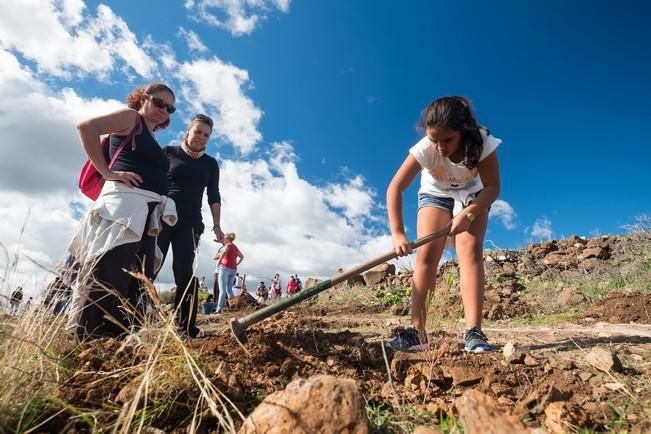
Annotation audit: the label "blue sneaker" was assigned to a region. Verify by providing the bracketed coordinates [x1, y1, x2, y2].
[463, 327, 492, 353]
[386, 326, 429, 351]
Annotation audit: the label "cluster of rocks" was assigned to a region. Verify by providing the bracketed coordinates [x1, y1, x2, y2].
[236, 339, 645, 434]
[521, 234, 614, 275]
[304, 233, 646, 321]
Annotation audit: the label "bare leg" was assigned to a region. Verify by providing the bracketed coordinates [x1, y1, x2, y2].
[455, 210, 489, 329]
[411, 206, 451, 330]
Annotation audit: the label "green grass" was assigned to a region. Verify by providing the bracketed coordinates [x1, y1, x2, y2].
[379, 286, 411, 306]
[365, 399, 464, 434]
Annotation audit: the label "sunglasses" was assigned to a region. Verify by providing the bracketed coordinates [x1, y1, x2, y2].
[192, 113, 214, 128]
[144, 93, 176, 114]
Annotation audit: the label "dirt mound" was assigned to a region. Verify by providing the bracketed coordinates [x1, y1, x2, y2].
[187, 311, 650, 432]
[228, 292, 260, 311]
[576, 292, 651, 324]
[20, 306, 649, 433]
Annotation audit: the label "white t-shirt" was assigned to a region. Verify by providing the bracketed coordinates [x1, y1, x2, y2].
[409, 128, 501, 208]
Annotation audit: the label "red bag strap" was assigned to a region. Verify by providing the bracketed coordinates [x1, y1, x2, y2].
[107, 114, 143, 170]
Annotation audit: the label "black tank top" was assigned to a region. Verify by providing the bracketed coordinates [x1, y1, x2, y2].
[109, 119, 169, 195]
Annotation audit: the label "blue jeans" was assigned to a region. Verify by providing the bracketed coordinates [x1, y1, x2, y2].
[217, 266, 236, 311]
[418, 192, 454, 213]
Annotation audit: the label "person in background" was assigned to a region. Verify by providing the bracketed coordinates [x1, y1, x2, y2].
[9, 287, 23, 315]
[67, 82, 178, 339]
[255, 281, 269, 302]
[156, 114, 222, 338]
[24, 297, 33, 312]
[215, 232, 244, 313]
[295, 274, 303, 292]
[286, 275, 298, 296]
[386, 96, 501, 353]
[233, 272, 244, 295]
[271, 273, 282, 300]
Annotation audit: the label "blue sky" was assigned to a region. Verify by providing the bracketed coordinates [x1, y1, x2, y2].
[87, 0, 650, 245]
[1, 0, 650, 295]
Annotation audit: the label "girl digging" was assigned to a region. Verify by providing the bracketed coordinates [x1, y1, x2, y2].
[386, 96, 501, 352]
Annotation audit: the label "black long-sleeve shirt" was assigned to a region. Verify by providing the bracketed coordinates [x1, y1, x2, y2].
[164, 146, 221, 225]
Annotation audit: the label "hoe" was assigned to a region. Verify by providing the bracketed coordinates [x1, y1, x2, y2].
[230, 222, 451, 344]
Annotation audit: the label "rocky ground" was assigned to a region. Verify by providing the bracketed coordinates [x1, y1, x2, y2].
[8, 232, 651, 433]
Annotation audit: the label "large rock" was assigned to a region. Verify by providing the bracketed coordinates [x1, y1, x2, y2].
[239, 375, 369, 434]
[362, 269, 386, 286]
[455, 390, 533, 434]
[346, 274, 366, 288]
[544, 402, 579, 434]
[362, 263, 396, 286]
[557, 287, 586, 306]
[584, 347, 623, 373]
[581, 246, 610, 260]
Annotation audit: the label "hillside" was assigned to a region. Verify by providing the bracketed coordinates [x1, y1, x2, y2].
[0, 231, 649, 433]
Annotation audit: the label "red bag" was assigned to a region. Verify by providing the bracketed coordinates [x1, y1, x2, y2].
[78, 115, 142, 200]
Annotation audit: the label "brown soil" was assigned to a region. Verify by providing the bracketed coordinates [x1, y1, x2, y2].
[5, 233, 650, 432]
[33, 295, 651, 433]
[228, 292, 261, 311]
[184, 298, 651, 433]
[576, 291, 651, 324]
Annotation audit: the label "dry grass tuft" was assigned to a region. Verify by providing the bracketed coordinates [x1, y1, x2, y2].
[0, 265, 242, 433]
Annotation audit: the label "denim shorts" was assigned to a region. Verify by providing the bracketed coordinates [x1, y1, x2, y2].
[417, 192, 454, 213]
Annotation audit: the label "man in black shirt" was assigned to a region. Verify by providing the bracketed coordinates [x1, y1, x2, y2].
[157, 114, 224, 338]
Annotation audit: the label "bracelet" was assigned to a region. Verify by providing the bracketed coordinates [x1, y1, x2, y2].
[212, 225, 221, 231]
[464, 212, 475, 223]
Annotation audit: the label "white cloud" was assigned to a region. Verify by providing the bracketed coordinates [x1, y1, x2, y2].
[186, 0, 291, 36]
[177, 27, 209, 53]
[489, 199, 517, 230]
[323, 176, 375, 221]
[0, 1, 155, 79]
[0, 191, 85, 300]
[177, 57, 263, 153]
[529, 217, 553, 240]
[0, 50, 123, 193]
[154, 142, 390, 288]
[54, 0, 86, 27]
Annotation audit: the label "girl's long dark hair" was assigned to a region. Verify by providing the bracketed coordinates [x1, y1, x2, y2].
[420, 96, 486, 169]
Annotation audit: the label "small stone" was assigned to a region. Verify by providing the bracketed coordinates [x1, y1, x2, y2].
[443, 366, 483, 386]
[585, 347, 623, 373]
[524, 355, 539, 366]
[579, 372, 593, 382]
[603, 382, 625, 391]
[503, 341, 525, 364]
[589, 374, 605, 387]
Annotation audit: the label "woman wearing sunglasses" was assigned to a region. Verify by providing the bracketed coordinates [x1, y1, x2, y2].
[156, 114, 223, 338]
[67, 82, 177, 339]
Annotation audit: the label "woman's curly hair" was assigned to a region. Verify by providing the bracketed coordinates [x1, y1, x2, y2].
[420, 96, 487, 169]
[126, 82, 175, 131]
